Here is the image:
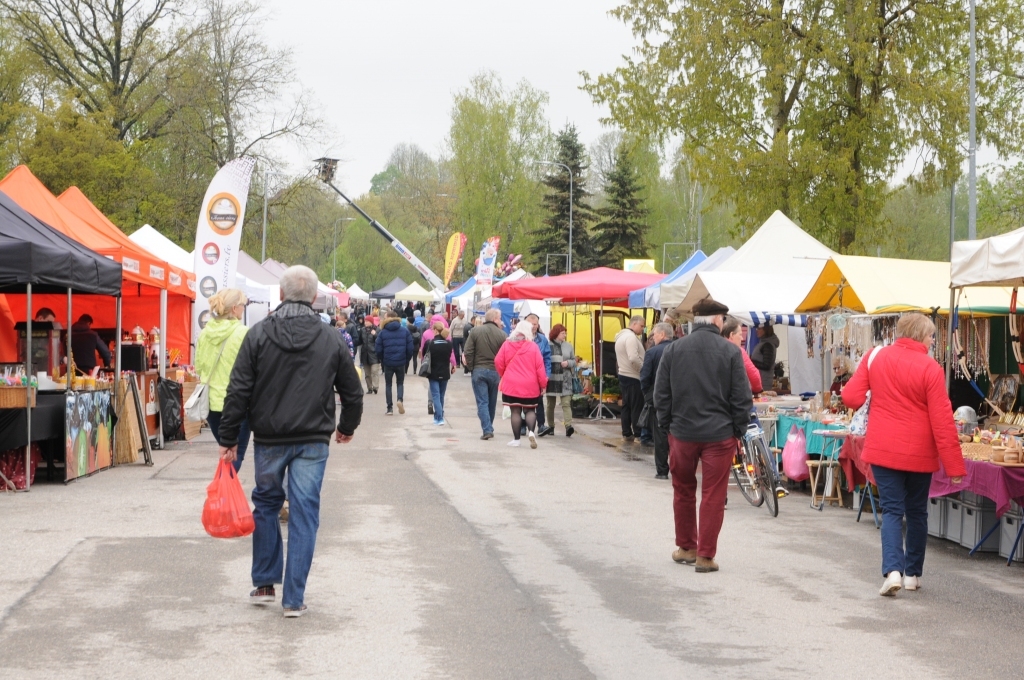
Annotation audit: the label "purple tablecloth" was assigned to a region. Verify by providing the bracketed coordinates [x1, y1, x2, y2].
[931, 459, 1024, 517]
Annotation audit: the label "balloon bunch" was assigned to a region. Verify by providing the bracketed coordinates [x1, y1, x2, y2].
[495, 254, 523, 278]
[328, 281, 347, 291]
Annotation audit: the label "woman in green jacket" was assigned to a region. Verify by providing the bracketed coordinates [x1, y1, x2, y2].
[196, 288, 250, 471]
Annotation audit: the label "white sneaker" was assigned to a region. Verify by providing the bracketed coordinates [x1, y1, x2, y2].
[528, 430, 537, 449]
[507, 439, 521, 447]
[904, 575, 920, 591]
[879, 571, 902, 597]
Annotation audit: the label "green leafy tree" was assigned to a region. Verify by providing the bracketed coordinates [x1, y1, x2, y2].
[531, 124, 597, 273]
[593, 145, 649, 267]
[583, 0, 1024, 252]
[447, 71, 551, 269]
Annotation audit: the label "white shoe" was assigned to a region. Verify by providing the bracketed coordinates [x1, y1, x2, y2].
[903, 575, 920, 591]
[507, 439, 521, 447]
[528, 430, 537, 449]
[879, 571, 902, 597]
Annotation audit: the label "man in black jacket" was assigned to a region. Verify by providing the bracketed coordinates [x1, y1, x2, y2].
[654, 297, 751, 574]
[640, 322, 674, 479]
[219, 265, 364, 618]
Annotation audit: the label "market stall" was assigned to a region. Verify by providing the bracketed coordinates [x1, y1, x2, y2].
[654, 247, 735, 311]
[628, 249, 706, 309]
[0, 189, 122, 489]
[346, 283, 370, 301]
[370, 277, 409, 300]
[394, 281, 437, 302]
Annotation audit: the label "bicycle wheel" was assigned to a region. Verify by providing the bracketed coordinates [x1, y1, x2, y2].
[733, 443, 764, 507]
[754, 440, 779, 517]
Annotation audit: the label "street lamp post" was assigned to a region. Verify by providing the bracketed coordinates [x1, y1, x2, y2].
[333, 217, 355, 283]
[261, 170, 286, 263]
[968, 0, 977, 239]
[533, 160, 573, 274]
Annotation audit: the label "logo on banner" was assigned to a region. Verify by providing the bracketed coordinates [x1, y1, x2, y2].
[149, 265, 164, 281]
[475, 236, 501, 286]
[199, 276, 218, 298]
[207, 193, 241, 235]
[122, 257, 140, 274]
[169, 272, 182, 287]
[197, 310, 211, 329]
[202, 242, 220, 264]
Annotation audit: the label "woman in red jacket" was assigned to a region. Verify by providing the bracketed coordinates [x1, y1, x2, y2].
[842, 313, 966, 597]
[495, 320, 548, 449]
[722, 320, 762, 394]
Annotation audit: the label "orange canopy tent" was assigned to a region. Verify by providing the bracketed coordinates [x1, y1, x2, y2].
[0, 165, 195, 364]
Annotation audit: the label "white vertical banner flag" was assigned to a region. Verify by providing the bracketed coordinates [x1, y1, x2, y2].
[192, 156, 257, 340]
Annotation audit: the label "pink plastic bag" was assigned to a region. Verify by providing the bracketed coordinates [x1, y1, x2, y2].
[782, 425, 810, 481]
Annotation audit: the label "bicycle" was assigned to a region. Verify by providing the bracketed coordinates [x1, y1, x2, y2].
[732, 421, 787, 517]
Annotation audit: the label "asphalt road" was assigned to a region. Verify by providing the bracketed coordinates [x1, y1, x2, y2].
[2, 371, 1024, 679]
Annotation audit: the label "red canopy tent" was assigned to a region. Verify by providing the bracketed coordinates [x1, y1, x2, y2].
[0, 166, 195, 365]
[492, 267, 664, 303]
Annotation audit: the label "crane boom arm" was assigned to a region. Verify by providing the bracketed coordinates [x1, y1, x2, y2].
[323, 180, 445, 291]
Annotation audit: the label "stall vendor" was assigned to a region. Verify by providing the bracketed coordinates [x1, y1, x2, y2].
[71, 314, 110, 374]
[830, 356, 853, 395]
[34, 307, 60, 327]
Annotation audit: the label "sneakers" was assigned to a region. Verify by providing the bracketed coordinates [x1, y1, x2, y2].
[507, 439, 521, 447]
[385, 408, 394, 416]
[434, 419, 445, 426]
[565, 425, 574, 438]
[538, 426, 554, 437]
[904, 575, 920, 591]
[481, 432, 494, 440]
[283, 604, 307, 618]
[655, 473, 669, 480]
[672, 548, 696, 564]
[695, 556, 719, 573]
[250, 585, 275, 604]
[397, 400, 405, 414]
[528, 430, 537, 449]
[879, 571, 902, 596]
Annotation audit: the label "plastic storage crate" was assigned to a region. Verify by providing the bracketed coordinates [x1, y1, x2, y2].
[960, 491, 996, 509]
[999, 510, 1024, 563]
[944, 499, 963, 544]
[928, 497, 947, 538]
[960, 502, 1000, 552]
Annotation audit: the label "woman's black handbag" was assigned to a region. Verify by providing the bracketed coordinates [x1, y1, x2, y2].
[418, 351, 431, 377]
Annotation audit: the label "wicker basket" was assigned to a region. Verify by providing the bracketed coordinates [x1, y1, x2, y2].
[961, 442, 994, 461]
[0, 386, 36, 408]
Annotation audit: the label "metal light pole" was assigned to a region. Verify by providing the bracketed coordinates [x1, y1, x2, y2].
[261, 170, 286, 263]
[533, 160, 573, 274]
[333, 217, 355, 282]
[968, 0, 977, 239]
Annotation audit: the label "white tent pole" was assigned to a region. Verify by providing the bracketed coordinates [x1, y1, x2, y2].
[946, 288, 956, 392]
[25, 283, 32, 491]
[158, 288, 166, 449]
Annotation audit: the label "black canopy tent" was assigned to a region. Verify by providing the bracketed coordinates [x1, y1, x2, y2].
[369, 277, 409, 300]
[0, 190, 122, 490]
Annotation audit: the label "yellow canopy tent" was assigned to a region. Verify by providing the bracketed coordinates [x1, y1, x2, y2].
[393, 281, 437, 302]
[795, 255, 1013, 315]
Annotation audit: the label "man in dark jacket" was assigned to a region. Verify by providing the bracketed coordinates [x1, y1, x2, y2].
[71, 314, 111, 373]
[375, 311, 414, 415]
[640, 323, 674, 480]
[357, 316, 380, 394]
[654, 297, 752, 573]
[219, 265, 363, 617]
[464, 308, 507, 439]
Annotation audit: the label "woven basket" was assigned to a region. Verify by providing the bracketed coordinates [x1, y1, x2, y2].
[0, 386, 36, 408]
[961, 442, 993, 461]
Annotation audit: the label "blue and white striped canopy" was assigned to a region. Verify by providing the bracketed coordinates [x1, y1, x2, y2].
[747, 312, 808, 327]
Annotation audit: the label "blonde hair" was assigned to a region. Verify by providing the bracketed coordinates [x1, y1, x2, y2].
[433, 321, 445, 334]
[440, 328, 450, 339]
[896, 313, 936, 344]
[209, 288, 247, 319]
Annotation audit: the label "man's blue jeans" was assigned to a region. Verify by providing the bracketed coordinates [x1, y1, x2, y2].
[429, 379, 448, 422]
[206, 411, 250, 473]
[251, 442, 329, 609]
[471, 368, 500, 434]
[383, 364, 404, 409]
[871, 465, 932, 578]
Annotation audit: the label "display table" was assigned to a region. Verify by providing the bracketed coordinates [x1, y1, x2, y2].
[0, 391, 67, 450]
[772, 414, 846, 455]
[932, 460, 1024, 518]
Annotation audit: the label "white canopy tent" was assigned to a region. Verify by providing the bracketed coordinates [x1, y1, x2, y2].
[657, 246, 736, 310]
[346, 283, 370, 301]
[951, 227, 1024, 288]
[393, 281, 436, 302]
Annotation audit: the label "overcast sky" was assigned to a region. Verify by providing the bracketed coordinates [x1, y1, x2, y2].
[263, 0, 636, 195]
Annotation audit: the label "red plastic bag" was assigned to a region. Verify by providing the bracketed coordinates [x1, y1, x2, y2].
[202, 459, 255, 538]
[782, 425, 810, 482]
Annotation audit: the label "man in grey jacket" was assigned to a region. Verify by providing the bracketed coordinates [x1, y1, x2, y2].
[655, 297, 751, 574]
[463, 308, 507, 439]
[614, 315, 647, 442]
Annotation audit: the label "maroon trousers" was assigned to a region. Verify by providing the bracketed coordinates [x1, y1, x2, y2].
[668, 434, 735, 559]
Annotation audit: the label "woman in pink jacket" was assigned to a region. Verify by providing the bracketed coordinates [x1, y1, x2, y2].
[495, 320, 548, 448]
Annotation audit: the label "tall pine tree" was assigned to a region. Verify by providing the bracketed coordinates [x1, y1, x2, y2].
[593, 146, 650, 267]
[530, 124, 597, 274]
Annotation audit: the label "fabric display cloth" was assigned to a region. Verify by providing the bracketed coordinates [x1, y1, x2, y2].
[931, 459, 1024, 518]
[772, 414, 845, 455]
[0, 393, 66, 449]
[839, 435, 873, 491]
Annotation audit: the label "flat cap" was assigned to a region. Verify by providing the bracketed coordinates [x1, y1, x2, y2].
[692, 297, 729, 316]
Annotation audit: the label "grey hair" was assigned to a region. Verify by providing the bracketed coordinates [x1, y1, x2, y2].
[652, 322, 673, 338]
[484, 308, 502, 322]
[280, 265, 319, 303]
[693, 315, 719, 325]
[630, 315, 646, 326]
